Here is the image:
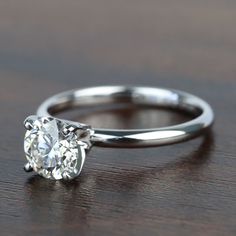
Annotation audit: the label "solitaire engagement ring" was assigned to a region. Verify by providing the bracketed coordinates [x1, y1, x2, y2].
[23, 86, 214, 180]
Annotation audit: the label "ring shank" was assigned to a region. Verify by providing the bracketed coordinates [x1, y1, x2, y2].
[37, 86, 214, 147]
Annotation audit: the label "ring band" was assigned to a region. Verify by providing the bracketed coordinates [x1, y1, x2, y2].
[23, 86, 214, 180]
[38, 86, 214, 147]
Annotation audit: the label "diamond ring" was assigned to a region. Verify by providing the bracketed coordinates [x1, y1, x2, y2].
[23, 86, 214, 180]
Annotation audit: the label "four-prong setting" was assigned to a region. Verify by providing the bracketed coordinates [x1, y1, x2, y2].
[23, 116, 94, 180]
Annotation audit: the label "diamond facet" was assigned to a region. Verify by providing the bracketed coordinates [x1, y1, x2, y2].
[24, 116, 92, 180]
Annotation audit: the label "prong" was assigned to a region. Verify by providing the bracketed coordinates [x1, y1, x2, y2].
[24, 163, 33, 172]
[41, 116, 54, 124]
[24, 121, 33, 130]
[62, 124, 77, 136]
[77, 129, 94, 150]
[24, 115, 37, 130]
